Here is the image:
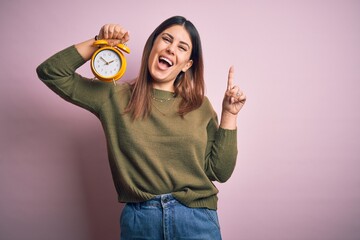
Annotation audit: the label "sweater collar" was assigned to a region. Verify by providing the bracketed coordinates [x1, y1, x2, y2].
[152, 88, 176, 100]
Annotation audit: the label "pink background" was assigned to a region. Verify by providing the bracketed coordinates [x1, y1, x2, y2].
[1, 0, 360, 239]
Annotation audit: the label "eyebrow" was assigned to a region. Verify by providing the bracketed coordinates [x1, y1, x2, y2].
[162, 33, 191, 49]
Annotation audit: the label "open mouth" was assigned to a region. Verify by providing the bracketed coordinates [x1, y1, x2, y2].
[158, 56, 173, 69]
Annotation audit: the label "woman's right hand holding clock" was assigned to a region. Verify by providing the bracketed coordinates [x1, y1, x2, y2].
[75, 24, 129, 61]
[98, 24, 130, 46]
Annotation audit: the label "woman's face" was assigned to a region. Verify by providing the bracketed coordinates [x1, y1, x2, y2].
[148, 25, 193, 91]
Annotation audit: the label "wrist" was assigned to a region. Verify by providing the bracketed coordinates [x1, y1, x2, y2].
[74, 38, 99, 61]
[219, 111, 238, 130]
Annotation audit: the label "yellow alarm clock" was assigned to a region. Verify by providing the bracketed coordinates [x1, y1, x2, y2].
[90, 39, 130, 82]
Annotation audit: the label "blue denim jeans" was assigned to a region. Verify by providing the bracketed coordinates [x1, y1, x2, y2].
[120, 193, 222, 240]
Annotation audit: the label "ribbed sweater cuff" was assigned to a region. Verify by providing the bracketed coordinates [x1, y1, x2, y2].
[217, 127, 237, 142]
[61, 45, 87, 70]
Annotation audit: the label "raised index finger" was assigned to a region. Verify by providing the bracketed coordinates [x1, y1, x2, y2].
[227, 66, 235, 91]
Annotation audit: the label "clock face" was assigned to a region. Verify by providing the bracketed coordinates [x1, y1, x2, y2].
[93, 49, 122, 78]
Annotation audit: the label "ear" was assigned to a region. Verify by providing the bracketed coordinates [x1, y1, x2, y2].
[181, 59, 193, 72]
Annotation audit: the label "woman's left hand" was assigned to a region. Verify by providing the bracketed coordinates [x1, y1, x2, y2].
[222, 66, 246, 115]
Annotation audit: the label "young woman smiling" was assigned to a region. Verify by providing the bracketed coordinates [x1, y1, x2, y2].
[37, 16, 246, 240]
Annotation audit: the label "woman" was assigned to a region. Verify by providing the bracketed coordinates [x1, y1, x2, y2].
[37, 16, 246, 240]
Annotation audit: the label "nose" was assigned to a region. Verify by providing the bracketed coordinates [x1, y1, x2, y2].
[166, 44, 175, 55]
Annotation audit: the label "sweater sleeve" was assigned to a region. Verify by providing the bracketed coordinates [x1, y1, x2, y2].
[36, 45, 114, 115]
[204, 110, 238, 183]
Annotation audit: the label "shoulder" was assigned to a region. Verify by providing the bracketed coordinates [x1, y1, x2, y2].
[202, 96, 219, 128]
[110, 81, 132, 96]
[201, 96, 215, 113]
[114, 81, 132, 92]
[202, 96, 212, 108]
[102, 81, 133, 106]
[194, 96, 217, 120]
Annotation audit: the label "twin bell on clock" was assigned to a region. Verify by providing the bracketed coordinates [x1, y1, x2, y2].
[90, 38, 130, 82]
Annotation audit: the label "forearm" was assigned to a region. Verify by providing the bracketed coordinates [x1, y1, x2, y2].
[36, 45, 86, 82]
[205, 127, 238, 183]
[36, 44, 112, 114]
[36, 37, 98, 80]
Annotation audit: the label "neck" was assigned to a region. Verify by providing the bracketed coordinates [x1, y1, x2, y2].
[152, 82, 175, 92]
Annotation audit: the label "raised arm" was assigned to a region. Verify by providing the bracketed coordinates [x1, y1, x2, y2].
[36, 24, 130, 114]
[219, 66, 247, 129]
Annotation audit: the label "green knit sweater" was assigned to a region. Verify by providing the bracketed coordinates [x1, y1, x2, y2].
[36, 45, 237, 210]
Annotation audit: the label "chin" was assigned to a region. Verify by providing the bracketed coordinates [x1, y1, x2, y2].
[150, 70, 172, 82]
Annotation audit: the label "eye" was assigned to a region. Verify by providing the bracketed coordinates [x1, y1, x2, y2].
[178, 45, 188, 52]
[162, 36, 171, 43]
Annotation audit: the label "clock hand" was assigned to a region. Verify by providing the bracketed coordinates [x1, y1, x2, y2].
[100, 57, 109, 64]
[108, 60, 115, 64]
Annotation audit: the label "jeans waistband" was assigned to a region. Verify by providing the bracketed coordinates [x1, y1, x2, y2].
[131, 193, 177, 209]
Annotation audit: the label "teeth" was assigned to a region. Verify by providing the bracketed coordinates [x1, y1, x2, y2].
[159, 56, 173, 66]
